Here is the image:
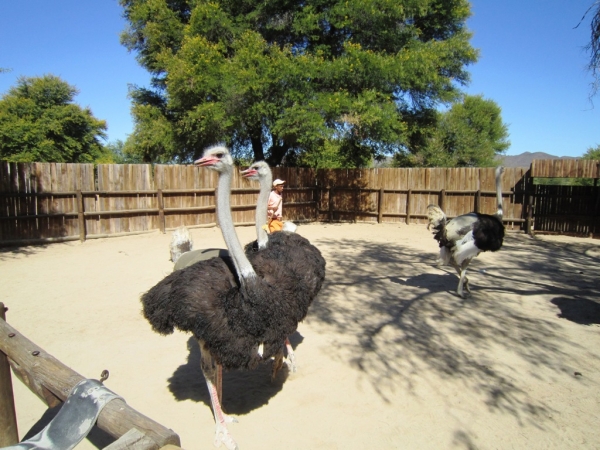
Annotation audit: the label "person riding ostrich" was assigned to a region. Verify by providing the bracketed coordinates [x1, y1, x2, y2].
[426, 166, 505, 298]
[141, 146, 326, 450]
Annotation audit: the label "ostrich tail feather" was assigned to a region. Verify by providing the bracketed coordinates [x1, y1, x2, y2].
[170, 226, 193, 263]
[426, 204, 447, 232]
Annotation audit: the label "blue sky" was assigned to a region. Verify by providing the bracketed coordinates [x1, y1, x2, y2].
[0, 1, 598, 158]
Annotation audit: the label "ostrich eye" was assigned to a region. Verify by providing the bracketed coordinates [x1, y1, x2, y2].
[215, 152, 224, 158]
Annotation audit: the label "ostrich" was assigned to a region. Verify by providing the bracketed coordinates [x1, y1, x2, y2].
[240, 161, 302, 371]
[141, 146, 326, 449]
[427, 166, 505, 298]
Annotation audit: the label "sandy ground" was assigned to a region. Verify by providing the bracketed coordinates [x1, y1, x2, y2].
[2, 222, 600, 450]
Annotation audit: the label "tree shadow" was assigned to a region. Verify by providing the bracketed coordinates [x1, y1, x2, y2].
[0, 243, 49, 260]
[308, 232, 600, 428]
[167, 334, 304, 415]
[550, 297, 600, 325]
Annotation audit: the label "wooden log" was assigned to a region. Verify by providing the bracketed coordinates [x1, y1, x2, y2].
[103, 427, 173, 450]
[0, 303, 19, 447]
[0, 316, 181, 448]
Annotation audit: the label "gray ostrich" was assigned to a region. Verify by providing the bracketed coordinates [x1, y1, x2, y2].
[427, 166, 505, 298]
[141, 146, 326, 449]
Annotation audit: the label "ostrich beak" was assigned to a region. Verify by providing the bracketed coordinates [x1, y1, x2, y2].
[194, 156, 219, 167]
[241, 168, 258, 178]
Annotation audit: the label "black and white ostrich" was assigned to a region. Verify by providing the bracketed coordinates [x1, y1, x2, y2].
[427, 166, 505, 298]
[141, 146, 326, 449]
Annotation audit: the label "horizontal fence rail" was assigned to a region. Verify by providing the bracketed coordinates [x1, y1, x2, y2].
[0, 160, 598, 245]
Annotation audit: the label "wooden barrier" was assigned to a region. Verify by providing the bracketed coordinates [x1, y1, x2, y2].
[0, 303, 181, 449]
[0, 303, 18, 446]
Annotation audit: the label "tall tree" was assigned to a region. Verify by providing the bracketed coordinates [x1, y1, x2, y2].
[394, 95, 509, 167]
[579, 1, 600, 96]
[0, 75, 108, 163]
[120, 0, 477, 166]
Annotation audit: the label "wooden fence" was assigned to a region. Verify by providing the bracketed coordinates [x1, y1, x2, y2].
[0, 303, 181, 449]
[0, 160, 598, 245]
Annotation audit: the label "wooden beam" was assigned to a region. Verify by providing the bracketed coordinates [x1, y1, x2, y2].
[0, 303, 19, 447]
[0, 314, 180, 448]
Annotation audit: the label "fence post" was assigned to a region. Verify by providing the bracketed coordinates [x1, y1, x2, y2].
[76, 190, 86, 242]
[157, 189, 165, 233]
[406, 189, 412, 224]
[328, 187, 334, 222]
[475, 189, 481, 214]
[0, 303, 19, 447]
[526, 190, 534, 236]
[313, 187, 319, 222]
[440, 189, 445, 211]
[378, 188, 384, 223]
[355, 187, 360, 222]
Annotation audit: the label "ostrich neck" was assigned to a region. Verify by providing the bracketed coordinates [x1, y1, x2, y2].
[255, 171, 272, 249]
[217, 168, 256, 280]
[495, 168, 503, 219]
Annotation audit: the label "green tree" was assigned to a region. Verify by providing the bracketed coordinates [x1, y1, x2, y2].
[104, 139, 145, 163]
[0, 75, 108, 163]
[394, 95, 509, 167]
[582, 143, 600, 159]
[120, 0, 477, 166]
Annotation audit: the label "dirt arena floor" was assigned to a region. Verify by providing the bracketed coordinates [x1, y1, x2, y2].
[2, 222, 600, 450]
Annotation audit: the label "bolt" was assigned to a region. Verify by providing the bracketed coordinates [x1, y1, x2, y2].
[8, 333, 15, 338]
[32, 351, 40, 356]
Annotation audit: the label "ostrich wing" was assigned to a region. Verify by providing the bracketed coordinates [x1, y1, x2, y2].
[445, 213, 479, 242]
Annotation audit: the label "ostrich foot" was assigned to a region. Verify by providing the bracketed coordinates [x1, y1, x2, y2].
[214, 422, 239, 450]
[464, 279, 471, 294]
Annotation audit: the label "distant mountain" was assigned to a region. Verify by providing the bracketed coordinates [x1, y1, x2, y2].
[496, 151, 577, 168]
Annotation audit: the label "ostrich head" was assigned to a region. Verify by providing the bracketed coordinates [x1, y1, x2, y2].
[194, 146, 234, 173]
[240, 161, 272, 183]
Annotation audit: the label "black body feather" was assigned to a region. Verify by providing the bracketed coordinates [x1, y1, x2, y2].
[141, 231, 325, 371]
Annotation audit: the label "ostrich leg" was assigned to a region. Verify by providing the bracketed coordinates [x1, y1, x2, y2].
[455, 259, 472, 298]
[199, 340, 238, 450]
[284, 337, 297, 372]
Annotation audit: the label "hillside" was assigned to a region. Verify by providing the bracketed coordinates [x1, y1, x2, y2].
[496, 151, 577, 168]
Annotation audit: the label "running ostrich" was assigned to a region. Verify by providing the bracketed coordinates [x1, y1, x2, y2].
[141, 146, 326, 449]
[427, 166, 505, 298]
